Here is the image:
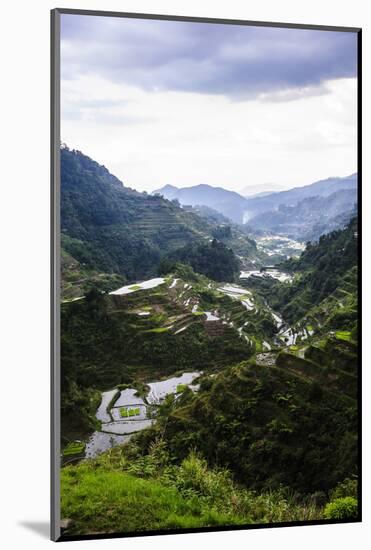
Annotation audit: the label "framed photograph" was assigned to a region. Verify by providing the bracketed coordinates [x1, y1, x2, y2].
[51, 8, 361, 542]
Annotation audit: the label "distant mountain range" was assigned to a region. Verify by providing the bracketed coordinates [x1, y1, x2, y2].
[153, 184, 247, 224]
[154, 173, 357, 240]
[241, 183, 287, 197]
[243, 173, 357, 221]
[246, 188, 357, 241]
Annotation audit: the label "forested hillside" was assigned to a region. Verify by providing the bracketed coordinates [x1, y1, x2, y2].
[135, 335, 357, 494]
[61, 146, 211, 280]
[159, 239, 241, 282]
[61, 146, 260, 293]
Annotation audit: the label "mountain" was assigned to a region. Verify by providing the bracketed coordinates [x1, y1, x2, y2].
[181, 203, 231, 225]
[241, 182, 287, 197]
[246, 188, 357, 241]
[243, 173, 357, 223]
[61, 147, 260, 290]
[153, 183, 248, 224]
[154, 175, 357, 240]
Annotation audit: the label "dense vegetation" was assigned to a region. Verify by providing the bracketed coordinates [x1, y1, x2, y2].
[132, 335, 357, 495]
[61, 441, 357, 535]
[59, 147, 359, 537]
[61, 248, 126, 300]
[61, 452, 250, 535]
[159, 239, 241, 282]
[61, 146, 261, 291]
[61, 146, 213, 280]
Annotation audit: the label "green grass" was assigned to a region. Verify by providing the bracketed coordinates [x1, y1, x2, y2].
[335, 331, 352, 342]
[61, 464, 243, 535]
[63, 441, 86, 457]
[120, 407, 140, 418]
[60, 448, 327, 536]
[176, 384, 187, 393]
[129, 284, 142, 291]
[145, 327, 170, 333]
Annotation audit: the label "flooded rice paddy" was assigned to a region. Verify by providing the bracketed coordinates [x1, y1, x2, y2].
[85, 372, 201, 458]
[110, 277, 166, 295]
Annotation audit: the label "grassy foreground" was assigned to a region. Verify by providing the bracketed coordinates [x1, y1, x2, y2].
[61, 463, 243, 534]
[60, 442, 348, 536]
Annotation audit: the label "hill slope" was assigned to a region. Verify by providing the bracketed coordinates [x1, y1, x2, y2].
[153, 183, 248, 224]
[244, 174, 357, 217]
[240, 218, 358, 345]
[154, 175, 357, 241]
[61, 147, 215, 281]
[247, 188, 357, 241]
[145, 335, 357, 494]
[61, 147, 261, 288]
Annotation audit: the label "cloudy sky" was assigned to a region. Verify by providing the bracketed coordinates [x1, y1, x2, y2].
[60, 14, 358, 193]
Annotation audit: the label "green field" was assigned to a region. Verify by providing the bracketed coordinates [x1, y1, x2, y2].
[61, 462, 245, 535]
[120, 407, 141, 418]
[60, 449, 344, 536]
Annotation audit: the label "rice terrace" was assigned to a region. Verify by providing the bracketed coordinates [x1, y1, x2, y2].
[53, 9, 360, 541]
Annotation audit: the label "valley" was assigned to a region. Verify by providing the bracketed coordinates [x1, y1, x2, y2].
[59, 147, 359, 535]
[255, 235, 306, 260]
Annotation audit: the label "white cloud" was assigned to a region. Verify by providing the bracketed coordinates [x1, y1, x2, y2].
[61, 75, 357, 193]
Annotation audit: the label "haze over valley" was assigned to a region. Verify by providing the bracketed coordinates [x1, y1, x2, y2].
[154, 172, 357, 241]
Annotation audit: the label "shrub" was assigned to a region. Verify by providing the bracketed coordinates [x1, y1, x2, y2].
[175, 452, 234, 503]
[324, 497, 358, 520]
[330, 478, 358, 500]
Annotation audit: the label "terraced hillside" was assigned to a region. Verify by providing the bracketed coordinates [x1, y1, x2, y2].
[61, 248, 126, 300]
[239, 219, 358, 345]
[137, 333, 357, 494]
[61, 146, 262, 290]
[61, 265, 302, 440]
